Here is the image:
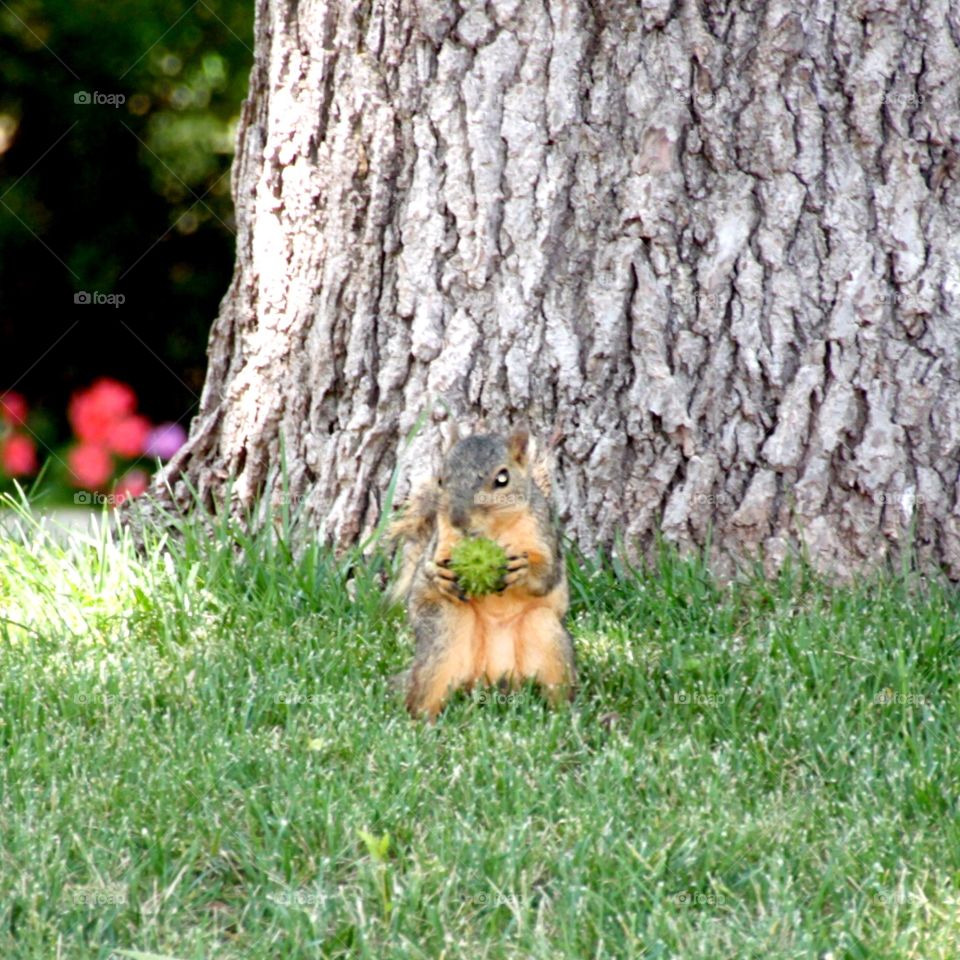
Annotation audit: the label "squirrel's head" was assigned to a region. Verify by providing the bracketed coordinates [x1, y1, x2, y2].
[439, 429, 532, 533]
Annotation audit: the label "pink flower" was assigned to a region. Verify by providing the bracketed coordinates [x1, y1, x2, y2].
[2, 434, 37, 476]
[114, 469, 149, 505]
[69, 378, 137, 444]
[69, 444, 113, 489]
[107, 415, 151, 458]
[0, 392, 28, 427]
[145, 422, 187, 460]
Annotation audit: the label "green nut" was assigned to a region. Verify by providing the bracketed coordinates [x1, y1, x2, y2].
[449, 537, 509, 597]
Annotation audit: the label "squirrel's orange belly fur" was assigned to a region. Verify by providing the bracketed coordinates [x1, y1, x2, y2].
[469, 595, 535, 684]
[465, 592, 568, 688]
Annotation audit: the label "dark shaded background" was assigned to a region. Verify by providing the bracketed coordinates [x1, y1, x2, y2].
[0, 0, 251, 453]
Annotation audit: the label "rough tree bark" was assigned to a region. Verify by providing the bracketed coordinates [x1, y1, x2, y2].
[147, 0, 960, 580]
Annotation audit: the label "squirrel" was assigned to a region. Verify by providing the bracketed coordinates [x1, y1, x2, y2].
[388, 427, 576, 720]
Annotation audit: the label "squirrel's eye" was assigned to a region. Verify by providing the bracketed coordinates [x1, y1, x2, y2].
[437, 477, 443, 488]
[494, 469, 509, 488]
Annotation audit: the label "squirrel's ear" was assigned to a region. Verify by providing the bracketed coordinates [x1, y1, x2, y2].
[507, 427, 530, 466]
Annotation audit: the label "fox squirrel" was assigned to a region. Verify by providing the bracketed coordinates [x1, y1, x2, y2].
[389, 427, 576, 719]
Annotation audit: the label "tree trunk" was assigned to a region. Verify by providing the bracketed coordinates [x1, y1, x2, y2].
[147, 0, 960, 580]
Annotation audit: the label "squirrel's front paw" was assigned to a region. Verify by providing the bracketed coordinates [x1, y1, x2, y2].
[425, 558, 467, 602]
[497, 552, 529, 591]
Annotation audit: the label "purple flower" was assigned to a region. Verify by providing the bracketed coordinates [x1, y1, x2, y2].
[145, 422, 187, 460]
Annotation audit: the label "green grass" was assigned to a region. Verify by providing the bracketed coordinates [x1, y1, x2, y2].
[1, 495, 959, 960]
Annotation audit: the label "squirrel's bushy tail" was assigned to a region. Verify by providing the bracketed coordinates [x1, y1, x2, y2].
[387, 482, 439, 604]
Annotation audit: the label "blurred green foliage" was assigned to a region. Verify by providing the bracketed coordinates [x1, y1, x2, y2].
[0, 0, 252, 427]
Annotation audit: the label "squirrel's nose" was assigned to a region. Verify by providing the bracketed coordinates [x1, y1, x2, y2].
[450, 499, 474, 530]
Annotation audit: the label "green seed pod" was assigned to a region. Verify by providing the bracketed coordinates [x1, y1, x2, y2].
[449, 537, 509, 597]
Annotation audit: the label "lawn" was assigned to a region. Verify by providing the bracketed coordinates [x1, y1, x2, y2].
[1, 495, 958, 959]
